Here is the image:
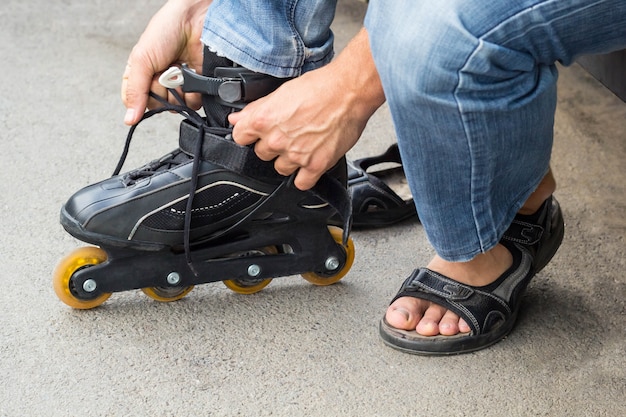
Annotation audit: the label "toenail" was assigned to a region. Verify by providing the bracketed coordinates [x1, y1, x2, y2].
[390, 307, 410, 321]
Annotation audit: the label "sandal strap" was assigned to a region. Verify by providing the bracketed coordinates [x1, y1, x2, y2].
[502, 220, 544, 245]
[502, 196, 555, 246]
[347, 160, 406, 209]
[391, 269, 507, 335]
[347, 144, 409, 211]
[353, 143, 402, 172]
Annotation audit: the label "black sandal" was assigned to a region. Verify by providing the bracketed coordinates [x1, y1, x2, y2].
[379, 196, 564, 355]
[345, 144, 417, 228]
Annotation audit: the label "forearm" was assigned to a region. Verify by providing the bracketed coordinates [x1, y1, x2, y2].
[325, 27, 386, 123]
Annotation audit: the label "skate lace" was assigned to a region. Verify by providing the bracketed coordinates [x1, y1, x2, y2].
[122, 151, 187, 185]
[113, 90, 216, 275]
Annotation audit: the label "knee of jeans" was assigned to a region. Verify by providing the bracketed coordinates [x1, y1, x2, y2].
[367, 3, 479, 97]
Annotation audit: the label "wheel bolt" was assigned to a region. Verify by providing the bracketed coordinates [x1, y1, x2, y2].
[325, 256, 340, 271]
[83, 279, 97, 293]
[248, 264, 261, 277]
[167, 272, 181, 285]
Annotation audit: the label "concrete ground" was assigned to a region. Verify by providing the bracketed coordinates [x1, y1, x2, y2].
[1, 1, 624, 416]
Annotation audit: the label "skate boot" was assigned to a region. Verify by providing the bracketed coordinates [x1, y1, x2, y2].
[54, 50, 354, 309]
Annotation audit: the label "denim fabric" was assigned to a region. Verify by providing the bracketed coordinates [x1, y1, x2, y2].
[365, 0, 626, 261]
[201, 0, 338, 77]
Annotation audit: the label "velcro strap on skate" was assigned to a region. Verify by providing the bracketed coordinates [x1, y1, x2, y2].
[179, 119, 279, 179]
[179, 120, 352, 241]
[179, 65, 288, 104]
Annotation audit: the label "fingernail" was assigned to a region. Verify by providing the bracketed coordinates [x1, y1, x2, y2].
[124, 109, 135, 125]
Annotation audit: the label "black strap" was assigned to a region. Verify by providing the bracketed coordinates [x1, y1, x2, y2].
[502, 220, 544, 245]
[180, 64, 289, 103]
[179, 120, 278, 179]
[391, 268, 511, 335]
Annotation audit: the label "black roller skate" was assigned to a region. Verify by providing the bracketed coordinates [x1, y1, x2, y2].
[53, 52, 354, 309]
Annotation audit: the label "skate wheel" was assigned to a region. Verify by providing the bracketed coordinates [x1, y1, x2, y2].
[141, 285, 194, 302]
[223, 246, 276, 294]
[301, 226, 355, 286]
[53, 246, 111, 309]
[223, 277, 272, 294]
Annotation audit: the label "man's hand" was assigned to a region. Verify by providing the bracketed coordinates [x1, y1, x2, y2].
[229, 29, 385, 190]
[121, 0, 211, 125]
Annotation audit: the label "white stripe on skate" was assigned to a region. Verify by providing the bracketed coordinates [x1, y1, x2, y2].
[127, 180, 269, 240]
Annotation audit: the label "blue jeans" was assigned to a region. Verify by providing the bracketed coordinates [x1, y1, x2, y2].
[202, 0, 626, 261]
[365, 0, 626, 260]
[202, 0, 338, 77]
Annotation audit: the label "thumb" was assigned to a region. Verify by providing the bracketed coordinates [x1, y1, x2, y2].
[121, 58, 153, 125]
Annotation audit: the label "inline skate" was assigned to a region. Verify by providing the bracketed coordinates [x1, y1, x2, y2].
[53, 53, 355, 309]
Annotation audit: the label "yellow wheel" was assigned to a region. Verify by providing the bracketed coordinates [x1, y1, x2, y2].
[223, 247, 276, 294]
[141, 285, 194, 302]
[223, 277, 272, 294]
[53, 246, 111, 309]
[301, 226, 355, 286]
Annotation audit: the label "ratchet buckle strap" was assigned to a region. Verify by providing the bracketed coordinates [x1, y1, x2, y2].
[161, 64, 289, 105]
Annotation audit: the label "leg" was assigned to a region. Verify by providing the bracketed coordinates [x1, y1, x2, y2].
[367, 0, 626, 261]
[365, 0, 626, 353]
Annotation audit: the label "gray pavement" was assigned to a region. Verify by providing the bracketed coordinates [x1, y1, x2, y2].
[1, 1, 625, 416]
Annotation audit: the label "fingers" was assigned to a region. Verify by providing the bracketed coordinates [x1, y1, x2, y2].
[121, 2, 176, 125]
[230, 108, 327, 191]
[228, 71, 362, 191]
[120, 0, 208, 125]
[122, 57, 203, 125]
[273, 159, 323, 190]
[228, 103, 264, 146]
[226, 109, 245, 130]
[293, 167, 324, 191]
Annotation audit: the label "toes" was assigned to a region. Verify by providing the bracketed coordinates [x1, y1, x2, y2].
[416, 305, 469, 336]
[438, 309, 462, 336]
[458, 317, 471, 333]
[386, 297, 469, 336]
[415, 303, 447, 336]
